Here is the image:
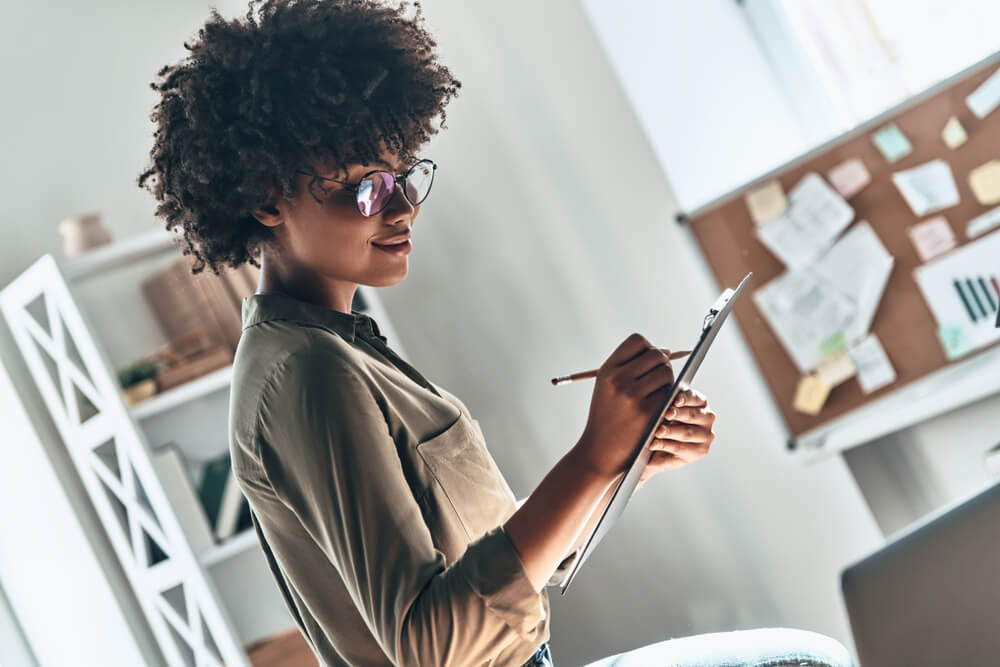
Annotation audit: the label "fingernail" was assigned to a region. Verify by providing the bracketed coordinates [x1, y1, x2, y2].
[666, 408, 676, 418]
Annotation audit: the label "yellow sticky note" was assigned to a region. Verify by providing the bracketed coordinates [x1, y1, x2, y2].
[745, 180, 787, 226]
[941, 116, 968, 149]
[969, 160, 1000, 206]
[815, 350, 856, 388]
[793, 373, 831, 416]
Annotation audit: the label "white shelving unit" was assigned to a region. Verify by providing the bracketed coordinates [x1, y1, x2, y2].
[0, 227, 408, 667]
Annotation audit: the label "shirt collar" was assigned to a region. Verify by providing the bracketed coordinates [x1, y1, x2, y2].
[241, 291, 386, 344]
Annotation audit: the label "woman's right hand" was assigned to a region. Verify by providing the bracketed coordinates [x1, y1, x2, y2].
[573, 333, 677, 479]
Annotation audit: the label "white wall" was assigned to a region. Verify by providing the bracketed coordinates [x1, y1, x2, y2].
[0, 1, 884, 665]
[579, 0, 810, 212]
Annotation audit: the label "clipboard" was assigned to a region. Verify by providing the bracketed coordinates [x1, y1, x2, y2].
[559, 271, 752, 594]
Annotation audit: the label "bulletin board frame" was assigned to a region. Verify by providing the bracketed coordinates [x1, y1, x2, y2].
[679, 49, 1000, 460]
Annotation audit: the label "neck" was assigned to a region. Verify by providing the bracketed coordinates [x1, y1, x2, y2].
[256, 247, 358, 315]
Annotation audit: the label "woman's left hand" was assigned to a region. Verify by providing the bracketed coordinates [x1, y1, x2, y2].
[635, 388, 716, 493]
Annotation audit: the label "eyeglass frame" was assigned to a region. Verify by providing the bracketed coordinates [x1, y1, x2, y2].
[294, 158, 437, 216]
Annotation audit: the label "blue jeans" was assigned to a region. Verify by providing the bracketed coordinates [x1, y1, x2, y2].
[522, 642, 555, 666]
[580, 628, 855, 667]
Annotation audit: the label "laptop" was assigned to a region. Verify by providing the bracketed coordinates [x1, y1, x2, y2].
[841, 480, 1000, 666]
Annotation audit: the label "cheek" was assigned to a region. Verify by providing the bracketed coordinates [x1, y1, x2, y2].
[290, 211, 371, 267]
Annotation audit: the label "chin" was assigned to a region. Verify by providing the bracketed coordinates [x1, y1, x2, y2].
[370, 269, 407, 287]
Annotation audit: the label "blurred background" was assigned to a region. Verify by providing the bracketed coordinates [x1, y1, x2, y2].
[2, 1, 999, 665]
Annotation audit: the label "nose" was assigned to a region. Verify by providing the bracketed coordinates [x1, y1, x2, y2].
[380, 180, 416, 220]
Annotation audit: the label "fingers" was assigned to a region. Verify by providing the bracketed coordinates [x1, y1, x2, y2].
[606, 332, 655, 369]
[631, 346, 674, 381]
[653, 420, 714, 444]
[673, 387, 707, 409]
[635, 363, 675, 400]
[662, 405, 715, 426]
[650, 437, 712, 462]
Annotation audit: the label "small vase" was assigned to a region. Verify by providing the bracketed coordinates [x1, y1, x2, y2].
[59, 212, 113, 257]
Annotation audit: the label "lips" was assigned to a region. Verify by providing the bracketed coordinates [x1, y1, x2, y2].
[374, 239, 408, 247]
[373, 236, 410, 247]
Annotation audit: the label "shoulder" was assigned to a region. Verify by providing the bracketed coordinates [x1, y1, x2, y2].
[236, 320, 367, 393]
[229, 322, 374, 458]
[253, 326, 376, 412]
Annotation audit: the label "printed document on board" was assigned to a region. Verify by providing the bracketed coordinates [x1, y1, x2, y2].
[756, 172, 855, 270]
[754, 221, 893, 373]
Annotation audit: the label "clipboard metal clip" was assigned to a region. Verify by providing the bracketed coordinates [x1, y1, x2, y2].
[703, 288, 734, 331]
[702, 273, 753, 332]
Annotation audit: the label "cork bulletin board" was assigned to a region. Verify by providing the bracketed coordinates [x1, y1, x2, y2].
[683, 51, 1000, 446]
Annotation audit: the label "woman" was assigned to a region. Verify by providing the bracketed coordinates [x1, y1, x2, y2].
[138, 2, 854, 666]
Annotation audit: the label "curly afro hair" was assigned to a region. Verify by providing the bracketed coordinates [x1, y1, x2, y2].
[137, 0, 461, 275]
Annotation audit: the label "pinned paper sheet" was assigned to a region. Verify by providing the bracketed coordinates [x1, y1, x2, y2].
[827, 158, 871, 199]
[755, 221, 892, 373]
[891, 159, 960, 216]
[753, 268, 856, 374]
[847, 334, 896, 394]
[872, 123, 913, 163]
[793, 373, 831, 416]
[968, 160, 1000, 206]
[908, 215, 956, 262]
[756, 172, 855, 269]
[938, 324, 973, 360]
[967, 206, 1000, 239]
[811, 220, 894, 342]
[966, 66, 1000, 119]
[941, 116, 968, 149]
[815, 350, 856, 388]
[745, 180, 787, 226]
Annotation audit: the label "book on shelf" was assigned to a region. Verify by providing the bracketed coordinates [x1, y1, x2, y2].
[198, 451, 232, 537]
[148, 443, 216, 556]
[237, 496, 253, 534]
[215, 466, 246, 540]
[197, 450, 253, 541]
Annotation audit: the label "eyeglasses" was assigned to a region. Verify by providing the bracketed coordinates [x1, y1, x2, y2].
[296, 158, 437, 217]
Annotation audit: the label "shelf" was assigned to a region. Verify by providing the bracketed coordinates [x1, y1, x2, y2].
[201, 528, 259, 568]
[58, 226, 180, 282]
[130, 364, 233, 420]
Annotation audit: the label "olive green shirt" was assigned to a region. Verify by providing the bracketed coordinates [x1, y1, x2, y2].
[228, 292, 574, 666]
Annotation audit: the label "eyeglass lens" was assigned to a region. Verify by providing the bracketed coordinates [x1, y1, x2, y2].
[356, 160, 434, 216]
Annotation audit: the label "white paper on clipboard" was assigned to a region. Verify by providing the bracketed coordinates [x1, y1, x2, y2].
[559, 272, 752, 594]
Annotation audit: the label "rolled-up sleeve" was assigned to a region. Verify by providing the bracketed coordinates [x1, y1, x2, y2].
[255, 347, 547, 666]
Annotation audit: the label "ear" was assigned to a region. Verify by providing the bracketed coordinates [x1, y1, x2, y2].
[251, 187, 284, 228]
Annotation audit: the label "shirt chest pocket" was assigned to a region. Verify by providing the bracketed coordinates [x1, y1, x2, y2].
[416, 413, 516, 541]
